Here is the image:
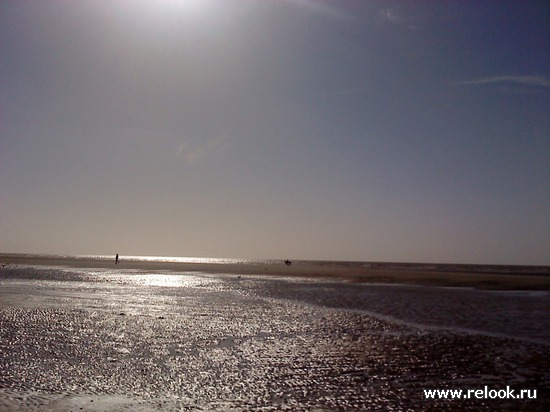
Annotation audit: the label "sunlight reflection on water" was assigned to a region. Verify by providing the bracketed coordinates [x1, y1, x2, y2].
[83, 255, 267, 264]
[53, 267, 218, 288]
[131, 273, 208, 287]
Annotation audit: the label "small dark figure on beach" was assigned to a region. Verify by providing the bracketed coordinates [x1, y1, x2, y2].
[115, 254, 119, 264]
[284, 259, 292, 266]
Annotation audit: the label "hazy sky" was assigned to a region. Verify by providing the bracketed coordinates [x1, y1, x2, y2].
[1, 0, 549, 264]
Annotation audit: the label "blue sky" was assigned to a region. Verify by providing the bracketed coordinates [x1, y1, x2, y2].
[1, 0, 549, 264]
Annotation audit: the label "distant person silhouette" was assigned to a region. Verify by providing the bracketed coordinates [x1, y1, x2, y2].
[115, 254, 119, 264]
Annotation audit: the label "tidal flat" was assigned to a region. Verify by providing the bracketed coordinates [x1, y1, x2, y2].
[1, 264, 549, 411]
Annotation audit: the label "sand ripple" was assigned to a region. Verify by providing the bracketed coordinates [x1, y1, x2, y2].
[1, 267, 549, 410]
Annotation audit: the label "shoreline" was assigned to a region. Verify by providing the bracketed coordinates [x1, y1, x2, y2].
[2, 254, 550, 291]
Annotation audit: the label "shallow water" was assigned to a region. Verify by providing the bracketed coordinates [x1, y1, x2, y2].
[241, 277, 550, 344]
[1, 266, 549, 410]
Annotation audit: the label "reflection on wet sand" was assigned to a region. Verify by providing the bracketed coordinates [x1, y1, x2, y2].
[0, 266, 549, 410]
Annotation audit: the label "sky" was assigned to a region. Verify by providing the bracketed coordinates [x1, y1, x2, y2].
[1, 0, 549, 264]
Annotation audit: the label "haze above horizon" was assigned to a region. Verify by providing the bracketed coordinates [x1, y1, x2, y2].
[1, 0, 549, 265]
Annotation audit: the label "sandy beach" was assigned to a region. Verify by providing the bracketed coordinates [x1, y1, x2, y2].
[1, 256, 549, 410]
[2, 254, 550, 290]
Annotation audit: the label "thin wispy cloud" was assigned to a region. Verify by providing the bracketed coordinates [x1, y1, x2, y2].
[177, 136, 227, 165]
[380, 7, 426, 30]
[457, 76, 550, 87]
[381, 4, 457, 31]
[286, 0, 353, 21]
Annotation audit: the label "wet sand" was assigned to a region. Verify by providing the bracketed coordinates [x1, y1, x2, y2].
[1, 254, 550, 290]
[1, 261, 549, 410]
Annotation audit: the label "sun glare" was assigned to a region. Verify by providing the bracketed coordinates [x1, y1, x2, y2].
[113, 0, 222, 36]
[133, 0, 215, 17]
